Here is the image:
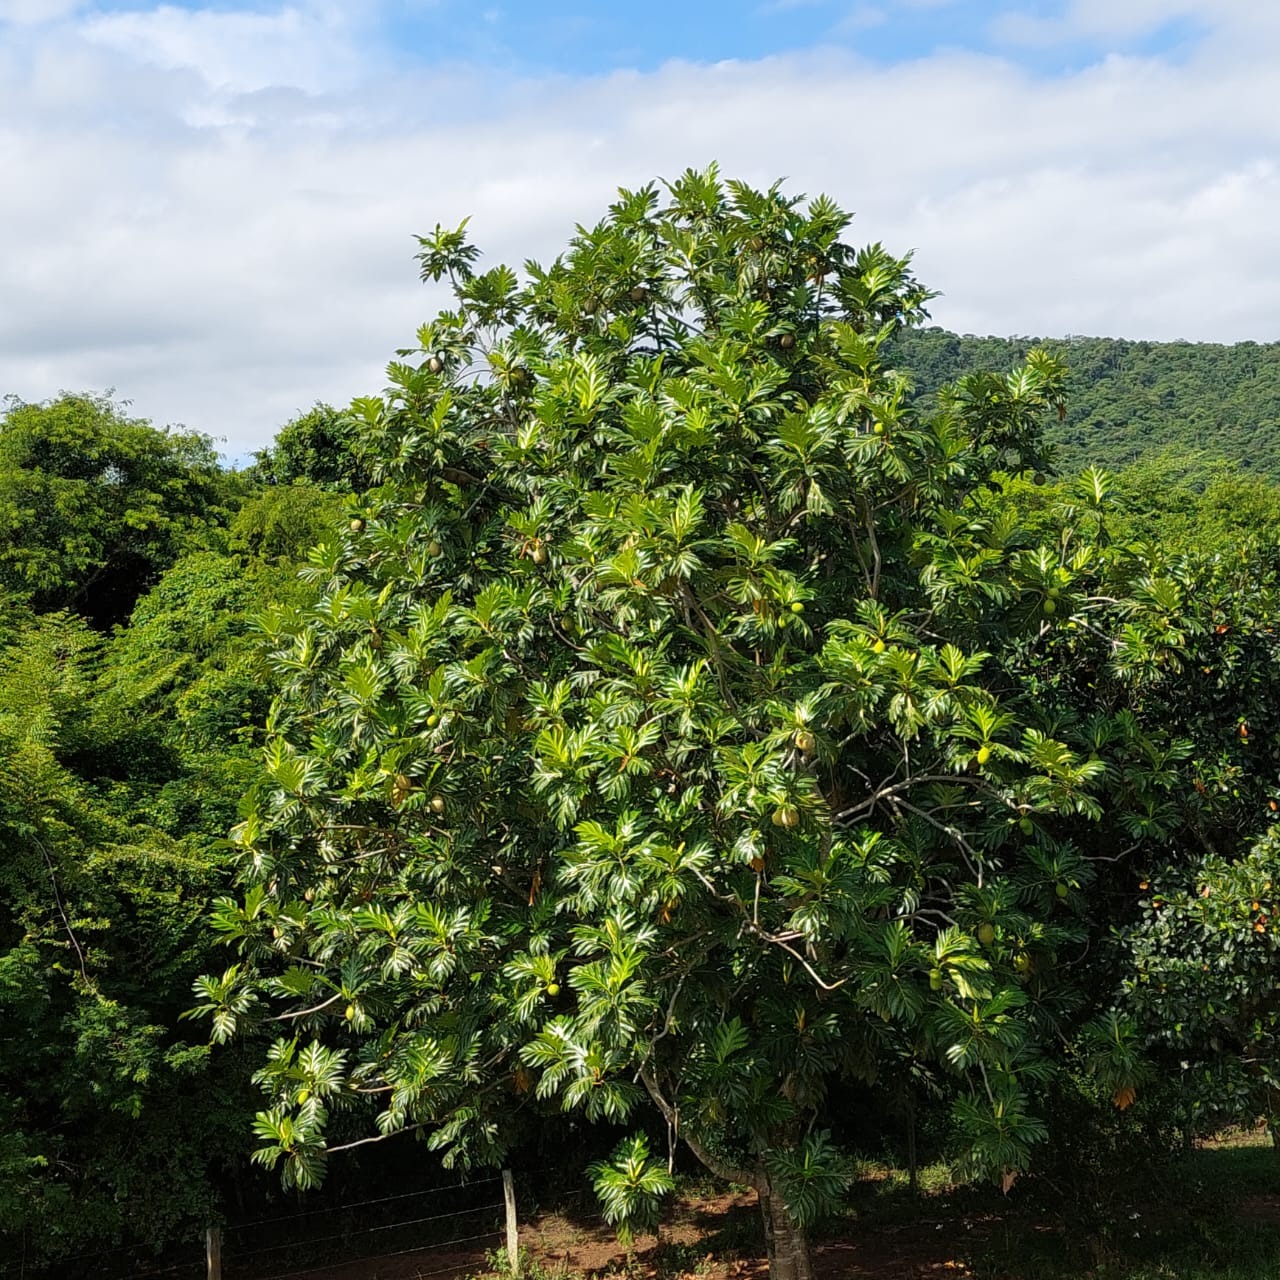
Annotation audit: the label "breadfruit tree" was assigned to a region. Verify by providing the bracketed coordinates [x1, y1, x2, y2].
[198, 168, 1243, 1280]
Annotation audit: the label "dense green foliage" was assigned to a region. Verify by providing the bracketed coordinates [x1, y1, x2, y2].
[986, 456, 1280, 554]
[891, 328, 1280, 483]
[0, 604, 241, 1256]
[2, 178, 1280, 1278]
[0, 408, 343, 1264]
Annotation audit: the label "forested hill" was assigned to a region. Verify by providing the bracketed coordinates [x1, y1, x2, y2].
[889, 328, 1280, 480]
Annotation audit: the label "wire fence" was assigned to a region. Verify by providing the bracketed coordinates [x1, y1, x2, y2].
[251, 1229, 506, 1280]
[0, 1168, 601, 1280]
[219, 1176, 508, 1280]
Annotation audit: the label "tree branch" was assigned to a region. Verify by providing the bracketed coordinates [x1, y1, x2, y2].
[638, 1067, 760, 1190]
[325, 1123, 428, 1155]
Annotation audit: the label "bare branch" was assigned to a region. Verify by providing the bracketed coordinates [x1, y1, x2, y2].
[34, 834, 90, 987]
[326, 1123, 428, 1155]
[272, 993, 345, 1022]
[745, 923, 849, 992]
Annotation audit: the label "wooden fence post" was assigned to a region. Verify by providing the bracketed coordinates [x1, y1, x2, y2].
[502, 1169, 520, 1277]
[206, 1225, 222, 1280]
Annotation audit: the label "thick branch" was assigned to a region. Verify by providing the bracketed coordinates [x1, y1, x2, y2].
[889, 796, 983, 886]
[639, 1067, 761, 1190]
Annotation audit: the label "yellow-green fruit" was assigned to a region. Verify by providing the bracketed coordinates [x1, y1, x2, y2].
[1048, 586, 1061, 598]
[794, 729, 816, 753]
[1042, 598, 1057, 615]
[532, 545, 548, 564]
[545, 982, 561, 997]
[779, 333, 796, 350]
[1055, 881, 1070, 900]
[790, 601, 804, 614]
[929, 968, 943, 992]
[426, 713, 439, 728]
[345, 1004, 356, 1020]
[297, 1089, 310, 1104]
[978, 922, 996, 947]
[1014, 952, 1033, 974]
[1019, 816, 1034, 836]
[349, 517, 366, 533]
[427, 539, 442, 558]
[873, 639, 887, 653]
[976, 746, 992, 766]
[430, 795, 446, 815]
[772, 805, 800, 830]
[872, 421, 885, 435]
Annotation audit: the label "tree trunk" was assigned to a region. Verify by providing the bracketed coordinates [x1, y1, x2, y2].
[637, 1068, 815, 1280]
[906, 1094, 918, 1197]
[1265, 1086, 1280, 1150]
[759, 1181, 814, 1280]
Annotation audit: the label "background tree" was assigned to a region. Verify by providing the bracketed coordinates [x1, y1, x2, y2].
[249, 403, 373, 493]
[198, 169, 1273, 1280]
[0, 393, 232, 628]
[228, 483, 349, 565]
[1117, 831, 1280, 1145]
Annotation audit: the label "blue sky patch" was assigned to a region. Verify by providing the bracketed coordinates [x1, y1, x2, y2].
[49, 1, 1212, 79]
[377, 1, 1208, 76]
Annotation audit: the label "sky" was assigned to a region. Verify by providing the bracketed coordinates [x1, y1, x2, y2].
[1, 1, 1277, 459]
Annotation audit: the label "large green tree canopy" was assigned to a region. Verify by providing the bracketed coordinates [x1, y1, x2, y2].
[201, 169, 1278, 1280]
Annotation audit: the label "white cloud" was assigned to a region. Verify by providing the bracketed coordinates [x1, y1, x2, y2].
[1, 3, 1279, 457]
[991, 0, 1280, 48]
[78, 1, 370, 94]
[832, 6, 888, 36]
[0, 0, 86, 24]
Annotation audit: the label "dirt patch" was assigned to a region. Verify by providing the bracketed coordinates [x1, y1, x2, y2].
[281, 1189, 982, 1280]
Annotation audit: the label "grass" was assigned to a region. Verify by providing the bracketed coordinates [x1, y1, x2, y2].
[923, 1131, 1280, 1279]
[828, 1129, 1280, 1278]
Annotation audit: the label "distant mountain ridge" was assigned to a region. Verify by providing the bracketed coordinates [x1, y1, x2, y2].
[889, 328, 1280, 482]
